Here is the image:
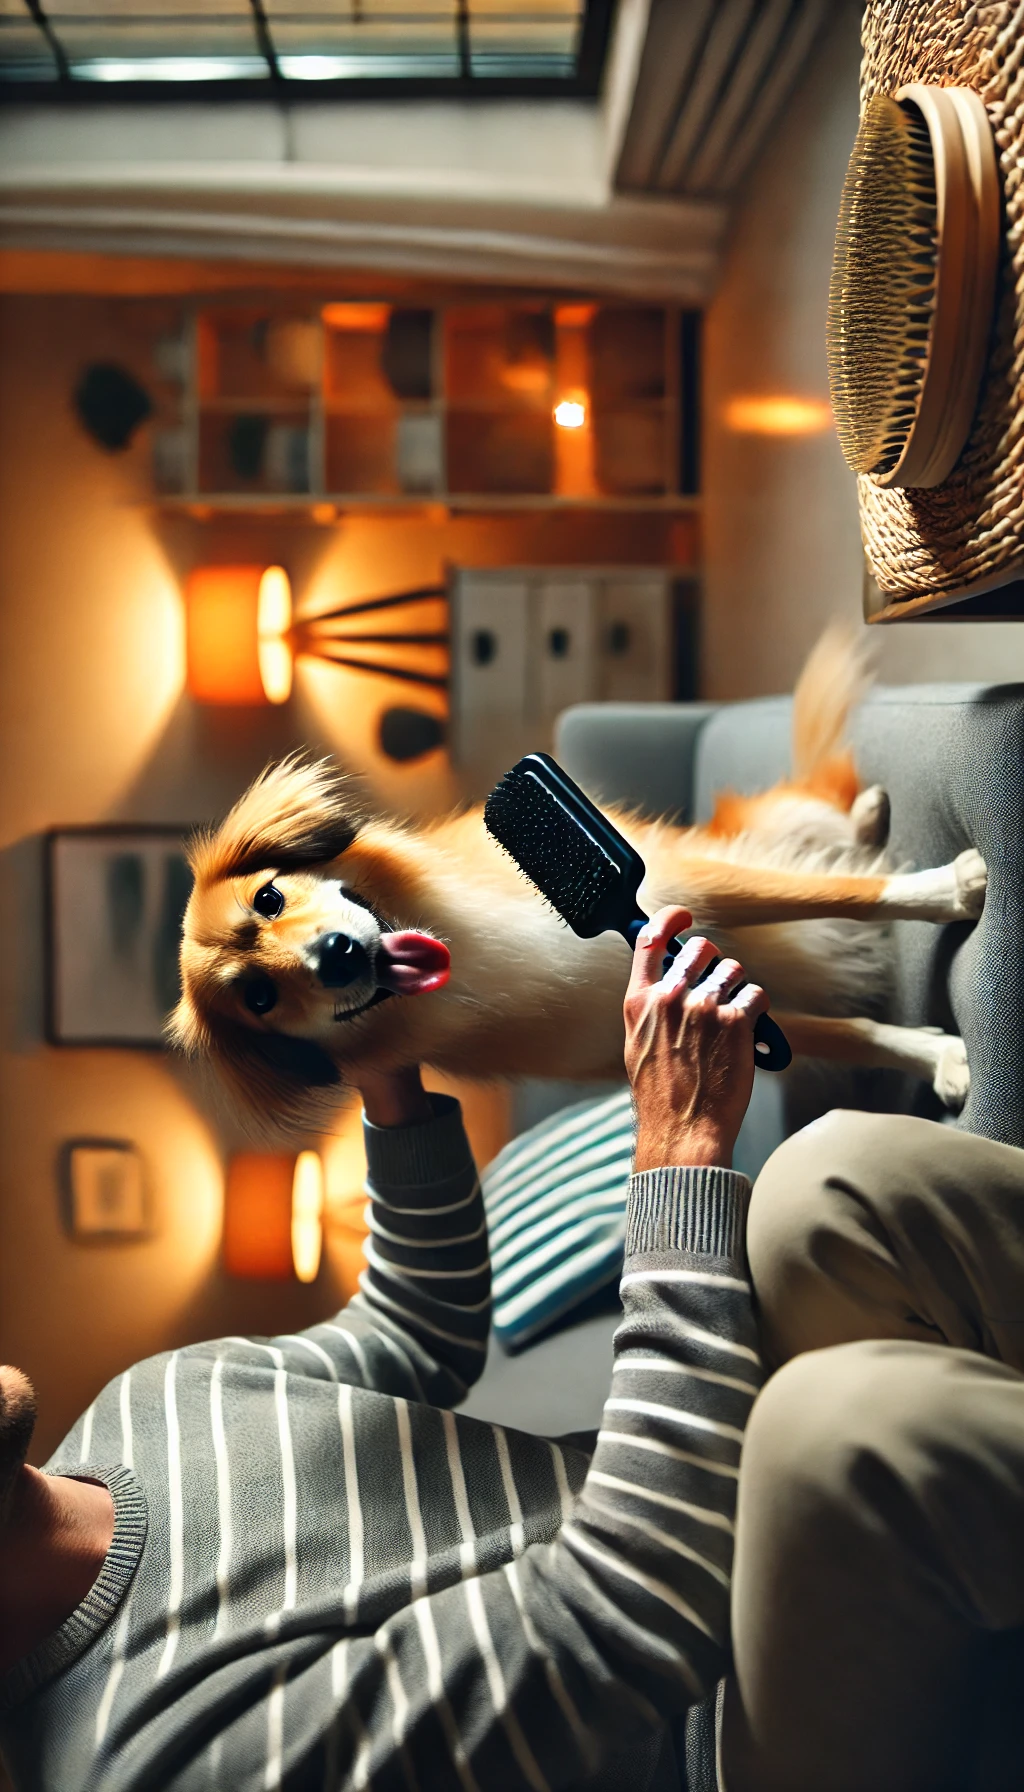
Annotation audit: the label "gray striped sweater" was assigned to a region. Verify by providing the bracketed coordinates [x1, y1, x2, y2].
[0, 1095, 760, 1792]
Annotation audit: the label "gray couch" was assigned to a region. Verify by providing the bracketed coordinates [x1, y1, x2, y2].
[460, 681, 1024, 1433]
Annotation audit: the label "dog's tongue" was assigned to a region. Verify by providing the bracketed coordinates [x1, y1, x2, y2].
[375, 931, 451, 996]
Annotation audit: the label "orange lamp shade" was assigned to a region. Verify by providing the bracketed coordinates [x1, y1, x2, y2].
[223, 1149, 324, 1282]
[185, 565, 293, 705]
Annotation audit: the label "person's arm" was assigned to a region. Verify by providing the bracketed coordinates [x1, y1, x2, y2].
[269, 1067, 491, 1408]
[313, 910, 771, 1786]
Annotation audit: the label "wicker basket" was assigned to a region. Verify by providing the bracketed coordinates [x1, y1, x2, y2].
[858, 1, 1024, 601]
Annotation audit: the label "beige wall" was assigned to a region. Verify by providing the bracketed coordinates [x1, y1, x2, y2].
[701, 0, 1024, 698]
[0, 295, 502, 1458]
[0, 289, 692, 1459]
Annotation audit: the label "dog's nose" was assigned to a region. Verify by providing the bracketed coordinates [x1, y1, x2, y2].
[316, 932, 371, 989]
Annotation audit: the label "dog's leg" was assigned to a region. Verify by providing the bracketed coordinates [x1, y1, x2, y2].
[663, 850, 987, 929]
[879, 850, 988, 922]
[773, 1012, 970, 1112]
[850, 784, 890, 848]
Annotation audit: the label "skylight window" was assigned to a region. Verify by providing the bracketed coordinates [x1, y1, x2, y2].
[0, 0, 613, 94]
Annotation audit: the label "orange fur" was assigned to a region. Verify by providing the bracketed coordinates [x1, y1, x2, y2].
[706, 752, 862, 838]
[172, 629, 979, 1140]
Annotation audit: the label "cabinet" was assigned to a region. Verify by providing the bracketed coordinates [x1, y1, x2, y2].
[152, 300, 700, 512]
[449, 566, 687, 792]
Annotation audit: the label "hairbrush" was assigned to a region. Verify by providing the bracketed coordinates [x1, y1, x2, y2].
[484, 751, 791, 1072]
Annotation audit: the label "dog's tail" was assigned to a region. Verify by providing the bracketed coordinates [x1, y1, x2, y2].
[790, 623, 873, 810]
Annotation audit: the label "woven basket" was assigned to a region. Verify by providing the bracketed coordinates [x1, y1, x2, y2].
[859, 1, 1024, 601]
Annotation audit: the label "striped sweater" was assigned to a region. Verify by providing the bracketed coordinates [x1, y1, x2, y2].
[0, 1095, 761, 1792]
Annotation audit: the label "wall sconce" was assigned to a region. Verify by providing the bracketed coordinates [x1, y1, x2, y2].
[222, 1148, 325, 1282]
[186, 566, 451, 708]
[185, 564, 293, 705]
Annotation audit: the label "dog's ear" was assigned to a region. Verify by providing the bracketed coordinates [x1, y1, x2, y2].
[189, 756, 365, 883]
[168, 994, 341, 1138]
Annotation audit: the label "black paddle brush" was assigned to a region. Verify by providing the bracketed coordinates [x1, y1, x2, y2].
[484, 750, 791, 1073]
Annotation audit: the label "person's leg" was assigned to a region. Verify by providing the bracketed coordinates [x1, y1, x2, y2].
[721, 1339, 1024, 1792]
[747, 1109, 1024, 1370]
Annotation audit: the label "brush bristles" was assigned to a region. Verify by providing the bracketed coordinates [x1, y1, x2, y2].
[827, 93, 938, 476]
[484, 767, 619, 931]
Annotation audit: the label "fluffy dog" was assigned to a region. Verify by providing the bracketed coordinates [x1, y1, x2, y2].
[172, 629, 986, 1137]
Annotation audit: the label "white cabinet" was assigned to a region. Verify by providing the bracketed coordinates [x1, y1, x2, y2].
[536, 581, 596, 726]
[598, 580, 674, 702]
[449, 566, 678, 792]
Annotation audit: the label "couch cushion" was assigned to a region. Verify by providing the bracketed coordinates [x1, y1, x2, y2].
[483, 1088, 634, 1351]
[690, 684, 1024, 1146]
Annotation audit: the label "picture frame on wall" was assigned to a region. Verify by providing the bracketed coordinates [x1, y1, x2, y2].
[46, 827, 193, 1046]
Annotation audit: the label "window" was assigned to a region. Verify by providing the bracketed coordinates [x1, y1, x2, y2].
[0, 0, 615, 95]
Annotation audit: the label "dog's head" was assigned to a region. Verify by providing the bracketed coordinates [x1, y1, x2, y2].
[170, 756, 451, 1135]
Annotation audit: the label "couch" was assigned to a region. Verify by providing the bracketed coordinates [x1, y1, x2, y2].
[460, 680, 1024, 1435]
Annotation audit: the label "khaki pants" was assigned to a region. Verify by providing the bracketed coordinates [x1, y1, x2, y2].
[720, 1111, 1024, 1792]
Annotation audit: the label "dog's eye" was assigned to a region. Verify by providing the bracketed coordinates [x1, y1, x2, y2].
[242, 976, 278, 1016]
[253, 882, 284, 920]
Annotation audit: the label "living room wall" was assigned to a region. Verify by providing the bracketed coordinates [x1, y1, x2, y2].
[0, 287, 693, 1459]
[702, 0, 1024, 698]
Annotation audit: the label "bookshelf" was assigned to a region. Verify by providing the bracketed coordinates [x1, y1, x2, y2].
[152, 299, 701, 513]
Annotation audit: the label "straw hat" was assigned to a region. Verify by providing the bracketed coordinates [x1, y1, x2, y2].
[857, 0, 1024, 604]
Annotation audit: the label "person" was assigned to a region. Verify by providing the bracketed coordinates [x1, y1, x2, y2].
[4, 915, 1024, 1792]
[721, 1107, 1024, 1792]
[0, 909, 768, 1792]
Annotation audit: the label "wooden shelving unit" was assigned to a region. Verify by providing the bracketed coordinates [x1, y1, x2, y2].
[151, 298, 701, 515]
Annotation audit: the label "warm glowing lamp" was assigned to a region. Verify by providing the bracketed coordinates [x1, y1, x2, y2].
[291, 1150, 325, 1284]
[223, 1149, 324, 1282]
[185, 565, 293, 705]
[554, 397, 587, 429]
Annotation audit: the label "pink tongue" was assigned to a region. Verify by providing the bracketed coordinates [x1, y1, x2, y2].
[376, 931, 451, 996]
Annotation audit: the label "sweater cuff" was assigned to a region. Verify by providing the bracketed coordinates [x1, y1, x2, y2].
[626, 1166, 751, 1265]
[363, 1093, 473, 1188]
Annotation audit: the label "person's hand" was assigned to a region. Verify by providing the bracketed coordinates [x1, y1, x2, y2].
[350, 1065, 433, 1128]
[624, 906, 770, 1172]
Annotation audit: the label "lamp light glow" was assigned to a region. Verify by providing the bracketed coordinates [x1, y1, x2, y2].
[724, 396, 834, 436]
[223, 1149, 324, 1282]
[554, 398, 587, 430]
[291, 1149, 325, 1284]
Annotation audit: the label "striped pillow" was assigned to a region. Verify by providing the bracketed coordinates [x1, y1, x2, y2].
[482, 1088, 634, 1351]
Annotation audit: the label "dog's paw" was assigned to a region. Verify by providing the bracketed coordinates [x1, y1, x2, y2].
[933, 1036, 970, 1112]
[952, 848, 988, 920]
[851, 784, 890, 849]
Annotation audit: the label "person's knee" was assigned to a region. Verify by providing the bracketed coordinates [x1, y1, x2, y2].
[750, 1109, 884, 1223]
[739, 1340, 940, 1534]
[747, 1112, 862, 1324]
[747, 1111, 904, 1354]
[740, 1339, 980, 1525]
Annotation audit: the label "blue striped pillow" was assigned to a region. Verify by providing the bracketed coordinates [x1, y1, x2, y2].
[482, 1089, 634, 1352]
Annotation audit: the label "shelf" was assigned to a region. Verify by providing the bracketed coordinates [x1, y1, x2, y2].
[155, 297, 699, 511]
[196, 397, 313, 416]
[447, 410, 552, 495]
[155, 492, 702, 515]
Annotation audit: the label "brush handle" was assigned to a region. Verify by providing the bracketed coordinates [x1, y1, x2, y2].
[624, 918, 792, 1074]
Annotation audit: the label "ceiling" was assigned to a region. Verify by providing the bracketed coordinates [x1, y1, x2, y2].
[615, 0, 834, 200]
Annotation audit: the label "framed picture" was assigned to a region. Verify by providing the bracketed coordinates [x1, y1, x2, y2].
[61, 1139, 150, 1239]
[46, 827, 193, 1046]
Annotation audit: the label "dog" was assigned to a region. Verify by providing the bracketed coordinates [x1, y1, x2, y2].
[171, 628, 987, 1138]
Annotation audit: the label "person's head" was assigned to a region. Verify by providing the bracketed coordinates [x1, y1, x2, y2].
[0, 1367, 37, 1524]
